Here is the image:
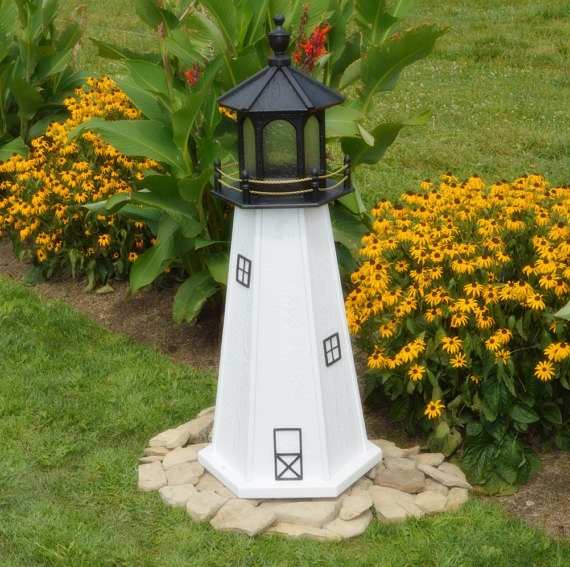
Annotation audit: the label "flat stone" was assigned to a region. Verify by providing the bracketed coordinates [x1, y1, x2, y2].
[348, 477, 373, 493]
[159, 484, 197, 508]
[162, 445, 202, 469]
[413, 453, 445, 467]
[211, 499, 276, 536]
[384, 457, 417, 472]
[370, 486, 424, 520]
[365, 464, 378, 480]
[259, 500, 340, 528]
[417, 464, 471, 489]
[165, 462, 204, 486]
[196, 472, 235, 499]
[197, 406, 215, 417]
[446, 487, 469, 511]
[267, 522, 339, 541]
[176, 414, 215, 447]
[186, 489, 229, 522]
[375, 467, 425, 493]
[138, 462, 167, 492]
[143, 446, 170, 457]
[438, 462, 467, 481]
[370, 439, 405, 458]
[425, 478, 449, 496]
[148, 428, 177, 448]
[339, 488, 373, 521]
[401, 446, 421, 457]
[415, 491, 448, 514]
[326, 510, 373, 538]
[139, 455, 163, 464]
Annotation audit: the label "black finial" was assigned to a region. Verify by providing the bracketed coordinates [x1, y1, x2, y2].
[268, 14, 291, 66]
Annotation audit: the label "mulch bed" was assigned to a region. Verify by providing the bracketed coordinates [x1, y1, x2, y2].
[1, 238, 568, 538]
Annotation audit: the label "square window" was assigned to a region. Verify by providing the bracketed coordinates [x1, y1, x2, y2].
[236, 254, 252, 288]
[274, 428, 303, 481]
[323, 333, 341, 367]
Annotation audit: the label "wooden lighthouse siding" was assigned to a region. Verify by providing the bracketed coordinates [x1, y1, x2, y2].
[200, 207, 381, 498]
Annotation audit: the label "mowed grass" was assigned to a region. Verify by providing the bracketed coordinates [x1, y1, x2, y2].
[59, 0, 570, 204]
[0, 276, 569, 566]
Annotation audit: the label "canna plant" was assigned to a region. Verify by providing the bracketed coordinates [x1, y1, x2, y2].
[78, 0, 445, 323]
[0, 0, 84, 157]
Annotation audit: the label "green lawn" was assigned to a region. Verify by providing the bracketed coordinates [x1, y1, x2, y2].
[1, 276, 569, 566]
[59, 0, 570, 203]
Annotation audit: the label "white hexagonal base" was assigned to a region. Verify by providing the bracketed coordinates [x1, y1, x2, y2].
[199, 442, 381, 499]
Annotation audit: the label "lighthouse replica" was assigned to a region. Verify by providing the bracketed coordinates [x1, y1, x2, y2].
[199, 16, 381, 499]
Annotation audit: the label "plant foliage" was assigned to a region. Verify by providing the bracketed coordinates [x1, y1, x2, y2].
[82, 0, 445, 323]
[347, 174, 570, 493]
[0, 0, 84, 151]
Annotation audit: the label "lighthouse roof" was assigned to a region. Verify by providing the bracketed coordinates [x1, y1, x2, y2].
[218, 15, 344, 113]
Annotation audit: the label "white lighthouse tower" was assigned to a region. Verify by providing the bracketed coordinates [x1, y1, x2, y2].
[199, 16, 381, 499]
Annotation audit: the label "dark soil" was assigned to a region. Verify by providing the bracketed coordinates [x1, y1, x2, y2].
[1, 238, 568, 538]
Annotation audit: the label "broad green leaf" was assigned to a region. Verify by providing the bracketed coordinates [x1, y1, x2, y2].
[201, 0, 237, 48]
[70, 119, 182, 171]
[125, 60, 169, 98]
[206, 252, 229, 285]
[165, 27, 207, 66]
[331, 203, 367, 252]
[116, 78, 167, 123]
[172, 92, 204, 150]
[185, 11, 227, 55]
[541, 403, 562, 425]
[361, 25, 446, 113]
[554, 300, 570, 320]
[341, 110, 430, 166]
[326, 105, 362, 139]
[129, 216, 178, 292]
[90, 38, 160, 63]
[356, 0, 397, 44]
[510, 404, 540, 425]
[173, 271, 218, 324]
[36, 23, 81, 80]
[0, 136, 27, 160]
[339, 58, 361, 90]
[135, 0, 179, 30]
[9, 78, 43, 118]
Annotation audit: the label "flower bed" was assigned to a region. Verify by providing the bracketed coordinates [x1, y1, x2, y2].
[0, 77, 157, 286]
[347, 174, 570, 492]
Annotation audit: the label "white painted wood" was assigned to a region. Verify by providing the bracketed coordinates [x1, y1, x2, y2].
[199, 205, 381, 498]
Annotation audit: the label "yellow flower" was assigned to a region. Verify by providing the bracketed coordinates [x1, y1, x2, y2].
[450, 353, 468, 368]
[544, 342, 570, 363]
[534, 360, 555, 382]
[408, 364, 426, 382]
[98, 234, 111, 247]
[424, 400, 445, 420]
[441, 336, 463, 355]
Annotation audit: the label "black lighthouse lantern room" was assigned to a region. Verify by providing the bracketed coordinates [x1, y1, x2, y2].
[213, 15, 352, 209]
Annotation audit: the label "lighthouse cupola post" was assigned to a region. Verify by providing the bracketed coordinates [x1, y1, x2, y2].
[199, 16, 381, 499]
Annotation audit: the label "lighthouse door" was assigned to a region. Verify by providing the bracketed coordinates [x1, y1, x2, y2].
[273, 428, 303, 481]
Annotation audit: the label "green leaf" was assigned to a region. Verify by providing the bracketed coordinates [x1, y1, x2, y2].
[172, 92, 203, 150]
[326, 105, 362, 138]
[201, 0, 237, 48]
[135, 0, 179, 30]
[173, 272, 218, 324]
[555, 430, 570, 451]
[165, 27, 207, 66]
[116, 78, 166, 123]
[510, 404, 540, 425]
[330, 203, 367, 252]
[541, 403, 562, 425]
[129, 216, 178, 292]
[125, 60, 169, 98]
[206, 252, 229, 285]
[90, 38, 160, 63]
[360, 25, 446, 113]
[554, 300, 570, 321]
[9, 78, 43, 118]
[70, 119, 182, 171]
[0, 137, 27, 161]
[341, 110, 430, 166]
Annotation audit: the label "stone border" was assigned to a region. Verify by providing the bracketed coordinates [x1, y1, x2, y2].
[138, 408, 470, 540]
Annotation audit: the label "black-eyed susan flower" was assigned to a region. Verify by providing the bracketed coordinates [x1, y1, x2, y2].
[534, 360, 555, 382]
[424, 399, 445, 420]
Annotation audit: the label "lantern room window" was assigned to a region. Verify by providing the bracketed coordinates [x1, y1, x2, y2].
[304, 115, 320, 175]
[243, 118, 257, 176]
[263, 120, 297, 179]
[323, 333, 341, 367]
